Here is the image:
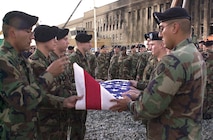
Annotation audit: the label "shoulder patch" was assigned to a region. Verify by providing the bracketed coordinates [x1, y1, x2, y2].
[157, 63, 165, 75]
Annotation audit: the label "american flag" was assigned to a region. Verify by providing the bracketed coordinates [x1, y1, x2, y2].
[100, 79, 130, 99]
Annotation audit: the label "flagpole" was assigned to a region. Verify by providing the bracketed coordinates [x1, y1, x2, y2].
[93, 0, 98, 52]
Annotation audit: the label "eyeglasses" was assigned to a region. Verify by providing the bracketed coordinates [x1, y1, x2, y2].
[159, 22, 174, 32]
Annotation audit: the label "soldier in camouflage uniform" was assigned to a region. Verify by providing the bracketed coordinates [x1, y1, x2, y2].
[108, 45, 121, 80]
[0, 11, 80, 140]
[96, 45, 111, 81]
[29, 26, 74, 140]
[129, 45, 139, 80]
[110, 7, 206, 140]
[118, 46, 133, 80]
[135, 44, 151, 82]
[68, 32, 93, 140]
[87, 51, 97, 78]
[129, 32, 169, 99]
[202, 40, 213, 119]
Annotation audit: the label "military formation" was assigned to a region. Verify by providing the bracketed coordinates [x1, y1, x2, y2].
[0, 7, 213, 140]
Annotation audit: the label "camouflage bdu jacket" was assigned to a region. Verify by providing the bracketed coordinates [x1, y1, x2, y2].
[129, 52, 139, 80]
[96, 53, 110, 80]
[86, 52, 96, 78]
[68, 49, 92, 140]
[29, 50, 74, 140]
[135, 54, 158, 90]
[202, 49, 213, 119]
[108, 53, 120, 80]
[128, 39, 207, 140]
[136, 51, 151, 82]
[0, 42, 63, 140]
[118, 54, 133, 80]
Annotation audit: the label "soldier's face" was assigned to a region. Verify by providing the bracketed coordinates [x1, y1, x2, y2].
[158, 21, 175, 50]
[57, 35, 69, 52]
[150, 40, 165, 58]
[12, 27, 34, 52]
[83, 41, 92, 52]
[46, 38, 57, 52]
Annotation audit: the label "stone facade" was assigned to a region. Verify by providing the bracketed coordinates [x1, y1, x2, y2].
[60, 0, 213, 46]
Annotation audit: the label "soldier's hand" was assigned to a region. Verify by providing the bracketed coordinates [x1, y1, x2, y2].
[122, 89, 141, 101]
[129, 80, 138, 87]
[46, 56, 69, 77]
[110, 96, 131, 112]
[63, 95, 83, 108]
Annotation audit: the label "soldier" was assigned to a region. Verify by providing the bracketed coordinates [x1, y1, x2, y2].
[129, 45, 139, 80]
[0, 11, 81, 140]
[130, 32, 169, 90]
[30, 25, 81, 140]
[110, 7, 206, 140]
[135, 43, 151, 82]
[108, 45, 121, 80]
[87, 51, 97, 78]
[118, 46, 133, 80]
[68, 32, 93, 140]
[96, 45, 111, 81]
[67, 45, 75, 54]
[202, 40, 213, 119]
[142, 32, 158, 84]
[29, 25, 73, 139]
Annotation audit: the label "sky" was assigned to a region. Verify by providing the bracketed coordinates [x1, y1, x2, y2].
[0, 0, 118, 27]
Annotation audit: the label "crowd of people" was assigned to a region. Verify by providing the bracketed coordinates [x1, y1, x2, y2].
[0, 6, 212, 140]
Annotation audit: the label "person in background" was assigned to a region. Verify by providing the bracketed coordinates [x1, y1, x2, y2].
[202, 40, 213, 120]
[67, 45, 75, 54]
[129, 45, 139, 80]
[96, 45, 110, 81]
[118, 46, 132, 79]
[108, 45, 121, 80]
[135, 43, 150, 82]
[0, 11, 81, 140]
[110, 7, 206, 140]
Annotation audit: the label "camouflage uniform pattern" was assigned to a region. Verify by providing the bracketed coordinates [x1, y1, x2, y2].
[128, 39, 207, 140]
[136, 51, 151, 81]
[108, 54, 120, 80]
[202, 49, 213, 119]
[0, 42, 63, 140]
[87, 52, 97, 78]
[118, 54, 133, 80]
[29, 50, 75, 140]
[96, 53, 110, 80]
[129, 52, 139, 80]
[68, 49, 92, 140]
[142, 54, 158, 83]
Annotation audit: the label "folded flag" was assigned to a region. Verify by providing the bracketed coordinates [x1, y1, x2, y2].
[73, 63, 117, 110]
[100, 80, 130, 99]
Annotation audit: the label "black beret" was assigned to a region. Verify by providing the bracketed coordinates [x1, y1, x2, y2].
[144, 32, 152, 40]
[148, 32, 162, 40]
[144, 32, 162, 40]
[131, 45, 136, 49]
[57, 28, 69, 40]
[153, 7, 191, 24]
[3, 11, 38, 29]
[204, 41, 213, 47]
[137, 44, 146, 48]
[198, 40, 204, 44]
[100, 45, 106, 49]
[68, 46, 74, 50]
[113, 45, 121, 49]
[120, 46, 127, 51]
[75, 33, 92, 43]
[34, 25, 58, 42]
